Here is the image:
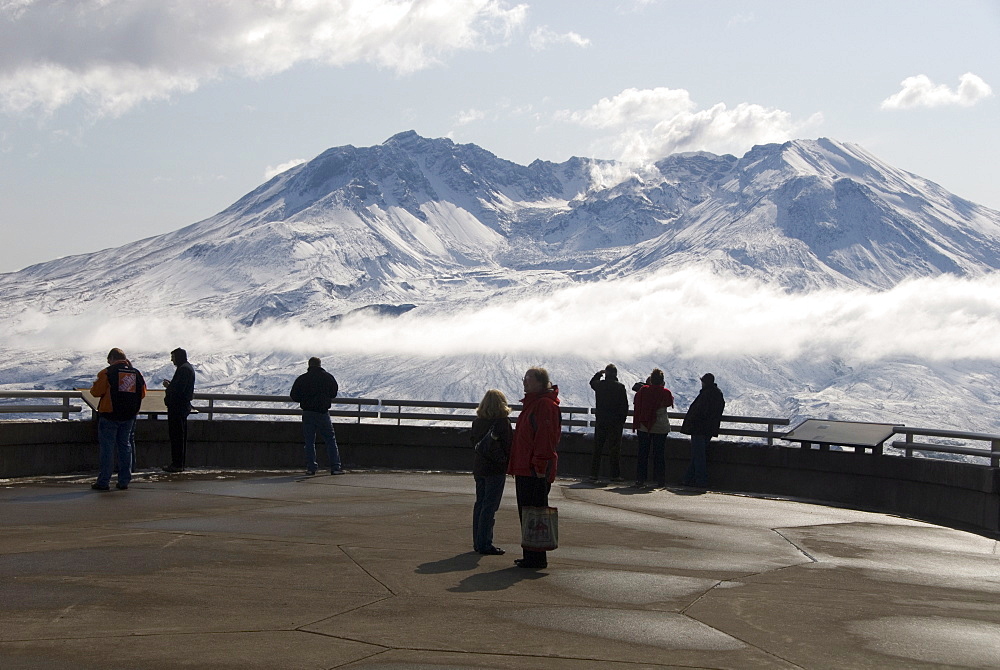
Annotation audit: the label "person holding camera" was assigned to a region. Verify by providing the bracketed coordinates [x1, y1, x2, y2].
[588, 364, 629, 483]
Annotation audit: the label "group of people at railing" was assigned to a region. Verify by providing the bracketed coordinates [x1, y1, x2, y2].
[466, 363, 725, 571]
[84, 348, 725, 572]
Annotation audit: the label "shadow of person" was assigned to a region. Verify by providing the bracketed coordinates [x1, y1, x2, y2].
[447, 565, 548, 593]
[415, 551, 483, 574]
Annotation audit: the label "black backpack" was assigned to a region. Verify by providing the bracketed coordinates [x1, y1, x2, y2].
[106, 363, 145, 420]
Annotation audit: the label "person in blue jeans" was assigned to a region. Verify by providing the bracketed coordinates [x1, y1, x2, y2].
[632, 368, 674, 489]
[89, 348, 146, 491]
[289, 357, 344, 475]
[681, 373, 726, 489]
[469, 389, 513, 555]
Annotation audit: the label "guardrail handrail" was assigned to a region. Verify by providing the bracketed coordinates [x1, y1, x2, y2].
[0, 390, 995, 466]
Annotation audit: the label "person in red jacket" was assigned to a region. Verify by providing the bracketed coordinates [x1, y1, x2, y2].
[507, 366, 561, 569]
[632, 368, 674, 489]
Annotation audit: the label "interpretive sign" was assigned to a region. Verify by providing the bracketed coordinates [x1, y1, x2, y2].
[76, 388, 169, 416]
[781, 419, 902, 453]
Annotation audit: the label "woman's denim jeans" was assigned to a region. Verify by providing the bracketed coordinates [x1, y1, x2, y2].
[473, 474, 506, 552]
[635, 431, 667, 486]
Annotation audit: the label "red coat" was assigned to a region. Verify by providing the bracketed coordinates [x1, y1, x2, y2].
[632, 384, 673, 432]
[507, 386, 561, 482]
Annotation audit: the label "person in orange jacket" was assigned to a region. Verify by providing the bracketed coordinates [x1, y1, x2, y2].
[89, 348, 146, 491]
[507, 366, 561, 569]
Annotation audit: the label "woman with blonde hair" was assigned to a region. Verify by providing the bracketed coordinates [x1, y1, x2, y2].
[469, 389, 514, 555]
[632, 368, 674, 489]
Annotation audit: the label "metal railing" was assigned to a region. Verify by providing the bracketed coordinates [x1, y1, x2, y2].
[1, 389, 997, 466]
[892, 427, 1000, 468]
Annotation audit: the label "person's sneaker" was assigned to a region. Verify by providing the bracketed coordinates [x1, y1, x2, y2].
[115, 483, 128, 490]
[91, 483, 110, 491]
[162, 465, 184, 473]
[610, 477, 625, 483]
[632, 481, 644, 488]
[306, 469, 316, 476]
[331, 469, 346, 475]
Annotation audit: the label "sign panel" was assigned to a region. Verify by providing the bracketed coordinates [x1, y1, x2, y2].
[782, 419, 901, 448]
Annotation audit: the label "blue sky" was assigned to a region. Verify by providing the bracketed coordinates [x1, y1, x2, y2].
[0, 0, 996, 273]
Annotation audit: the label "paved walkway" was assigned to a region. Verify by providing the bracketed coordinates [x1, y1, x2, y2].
[1, 469, 999, 669]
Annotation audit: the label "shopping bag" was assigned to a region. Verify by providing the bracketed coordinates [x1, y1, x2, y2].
[520, 506, 558, 551]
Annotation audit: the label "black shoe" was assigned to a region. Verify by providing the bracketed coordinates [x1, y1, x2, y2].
[162, 465, 184, 473]
[115, 483, 128, 490]
[306, 469, 316, 476]
[514, 558, 546, 569]
[480, 546, 505, 555]
[91, 483, 110, 491]
[331, 469, 345, 475]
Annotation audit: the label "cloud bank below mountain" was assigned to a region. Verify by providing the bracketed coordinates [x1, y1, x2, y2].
[8, 268, 1000, 365]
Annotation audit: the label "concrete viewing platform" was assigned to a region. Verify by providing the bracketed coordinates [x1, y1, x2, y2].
[2, 469, 999, 669]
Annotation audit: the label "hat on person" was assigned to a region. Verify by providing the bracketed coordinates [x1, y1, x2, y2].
[701, 373, 715, 383]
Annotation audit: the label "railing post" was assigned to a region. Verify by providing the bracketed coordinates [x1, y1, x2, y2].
[767, 422, 774, 446]
[905, 431, 914, 458]
[208, 398, 215, 421]
[61, 395, 71, 420]
[991, 439, 999, 469]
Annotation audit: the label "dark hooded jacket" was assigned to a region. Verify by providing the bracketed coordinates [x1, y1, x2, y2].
[289, 365, 339, 412]
[589, 370, 629, 425]
[469, 415, 514, 477]
[681, 383, 726, 437]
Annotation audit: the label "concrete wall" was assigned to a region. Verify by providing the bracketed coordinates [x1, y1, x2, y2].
[2, 418, 997, 535]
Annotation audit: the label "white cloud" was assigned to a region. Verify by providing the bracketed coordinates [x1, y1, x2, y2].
[455, 108, 487, 125]
[264, 158, 307, 181]
[557, 87, 821, 161]
[10, 268, 1000, 365]
[529, 26, 591, 50]
[881, 72, 993, 110]
[0, 0, 528, 117]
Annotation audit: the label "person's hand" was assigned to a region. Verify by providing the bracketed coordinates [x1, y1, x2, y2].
[162, 380, 170, 388]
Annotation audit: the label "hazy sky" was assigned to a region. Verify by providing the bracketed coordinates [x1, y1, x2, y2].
[0, 0, 997, 274]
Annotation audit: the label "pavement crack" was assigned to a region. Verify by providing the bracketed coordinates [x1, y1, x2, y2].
[772, 528, 819, 563]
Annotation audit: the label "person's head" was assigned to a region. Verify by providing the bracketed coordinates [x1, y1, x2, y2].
[308, 357, 322, 369]
[604, 363, 618, 380]
[701, 372, 715, 388]
[523, 366, 550, 394]
[107, 348, 127, 364]
[170, 347, 188, 365]
[649, 368, 665, 386]
[476, 389, 511, 419]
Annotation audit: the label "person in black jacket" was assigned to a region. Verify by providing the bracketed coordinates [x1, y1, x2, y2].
[469, 389, 513, 555]
[289, 357, 343, 475]
[680, 373, 726, 489]
[589, 364, 629, 483]
[162, 347, 195, 473]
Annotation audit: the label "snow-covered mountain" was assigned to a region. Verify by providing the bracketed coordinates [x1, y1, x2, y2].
[2, 132, 1000, 438]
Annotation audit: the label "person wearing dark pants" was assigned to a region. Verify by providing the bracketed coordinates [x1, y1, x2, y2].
[681, 373, 726, 489]
[290, 357, 344, 475]
[632, 368, 674, 488]
[162, 348, 195, 473]
[589, 364, 629, 482]
[470, 389, 513, 555]
[90, 348, 146, 491]
[507, 366, 561, 569]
